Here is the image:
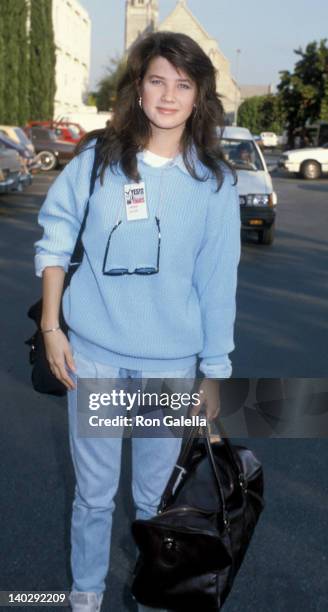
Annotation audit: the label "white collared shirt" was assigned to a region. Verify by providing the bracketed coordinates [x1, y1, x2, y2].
[140, 149, 174, 167]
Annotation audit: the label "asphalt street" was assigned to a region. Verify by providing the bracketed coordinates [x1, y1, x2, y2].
[0, 165, 327, 611]
[233, 165, 328, 377]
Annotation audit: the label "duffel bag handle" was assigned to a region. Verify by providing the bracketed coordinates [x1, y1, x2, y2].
[158, 425, 199, 512]
[208, 418, 243, 481]
[159, 420, 244, 531]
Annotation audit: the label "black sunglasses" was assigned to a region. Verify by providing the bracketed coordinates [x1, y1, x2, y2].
[102, 217, 161, 276]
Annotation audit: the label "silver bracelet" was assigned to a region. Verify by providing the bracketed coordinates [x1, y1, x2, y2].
[41, 326, 61, 334]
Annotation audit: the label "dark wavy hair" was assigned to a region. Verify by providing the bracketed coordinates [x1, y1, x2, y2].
[74, 31, 236, 191]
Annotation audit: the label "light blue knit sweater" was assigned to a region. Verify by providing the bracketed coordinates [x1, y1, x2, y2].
[34, 141, 241, 377]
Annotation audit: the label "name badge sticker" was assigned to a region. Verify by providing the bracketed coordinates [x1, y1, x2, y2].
[124, 181, 148, 221]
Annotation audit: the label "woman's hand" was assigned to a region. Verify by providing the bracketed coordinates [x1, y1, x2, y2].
[190, 378, 220, 422]
[43, 329, 77, 391]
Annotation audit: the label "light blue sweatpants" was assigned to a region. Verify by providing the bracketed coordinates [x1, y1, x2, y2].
[67, 347, 196, 607]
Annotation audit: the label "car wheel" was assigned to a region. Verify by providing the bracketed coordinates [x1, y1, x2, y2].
[38, 151, 57, 171]
[258, 224, 275, 245]
[300, 160, 321, 180]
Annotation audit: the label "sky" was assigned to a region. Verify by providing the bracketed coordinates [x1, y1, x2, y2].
[79, 0, 328, 92]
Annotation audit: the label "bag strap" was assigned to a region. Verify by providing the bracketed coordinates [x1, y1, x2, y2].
[212, 418, 243, 480]
[158, 423, 230, 526]
[158, 425, 198, 512]
[158, 420, 244, 530]
[70, 136, 104, 267]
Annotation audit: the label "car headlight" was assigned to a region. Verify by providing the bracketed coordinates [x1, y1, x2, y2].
[246, 194, 270, 207]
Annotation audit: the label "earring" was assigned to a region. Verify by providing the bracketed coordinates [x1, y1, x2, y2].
[138, 97, 142, 109]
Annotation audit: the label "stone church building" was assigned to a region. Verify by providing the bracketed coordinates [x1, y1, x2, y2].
[124, 0, 240, 122]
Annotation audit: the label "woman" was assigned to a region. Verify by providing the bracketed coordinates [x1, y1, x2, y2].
[34, 32, 241, 612]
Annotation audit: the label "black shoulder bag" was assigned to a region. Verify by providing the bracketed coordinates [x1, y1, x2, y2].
[24, 138, 103, 396]
[131, 421, 265, 611]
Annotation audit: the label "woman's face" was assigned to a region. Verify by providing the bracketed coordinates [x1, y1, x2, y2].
[139, 56, 197, 132]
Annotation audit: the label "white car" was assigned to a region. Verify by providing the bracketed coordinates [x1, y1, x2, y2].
[260, 132, 278, 148]
[278, 144, 328, 179]
[221, 126, 278, 245]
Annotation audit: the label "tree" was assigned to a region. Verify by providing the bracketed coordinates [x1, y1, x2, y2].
[260, 95, 285, 134]
[0, 0, 56, 125]
[237, 95, 285, 134]
[17, 0, 30, 125]
[0, 5, 4, 121]
[29, 0, 56, 120]
[43, 0, 56, 119]
[2, 0, 20, 124]
[0, 0, 56, 124]
[277, 39, 328, 145]
[94, 55, 127, 111]
[237, 96, 263, 134]
[85, 92, 97, 107]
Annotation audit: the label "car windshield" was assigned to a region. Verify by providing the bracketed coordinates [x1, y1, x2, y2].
[32, 128, 57, 141]
[54, 125, 80, 139]
[14, 127, 31, 146]
[221, 138, 264, 171]
[68, 125, 81, 138]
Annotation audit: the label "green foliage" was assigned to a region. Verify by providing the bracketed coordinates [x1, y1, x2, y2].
[0, 0, 55, 125]
[260, 95, 285, 134]
[320, 79, 328, 122]
[43, 0, 56, 119]
[277, 39, 328, 143]
[17, 0, 29, 124]
[237, 95, 285, 134]
[29, 0, 54, 120]
[94, 56, 127, 111]
[0, 5, 4, 121]
[239, 39, 328, 144]
[237, 97, 263, 134]
[1, 0, 20, 124]
[85, 92, 97, 107]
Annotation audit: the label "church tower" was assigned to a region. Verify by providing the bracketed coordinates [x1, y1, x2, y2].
[125, 0, 159, 51]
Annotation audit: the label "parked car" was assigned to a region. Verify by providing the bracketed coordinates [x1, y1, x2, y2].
[278, 144, 328, 179]
[0, 131, 31, 158]
[252, 134, 265, 149]
[221, 126, 278, 245]
[26, 120, 85, 144]
[260, 132, 278, 148]
[24, 126, 75, 171]
[0, 133, 33, 189]
[0, 140, 29, 193]
[277, 132, 288, 147]
[0, 129, 41, 175]
[291, 121, 328, 149]
[0, 125, 36, 156]
[56, 111, 112, 132]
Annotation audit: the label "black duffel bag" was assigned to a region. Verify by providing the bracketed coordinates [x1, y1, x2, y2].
[24, 137, 103, 396]
[131, 421, 264, 611]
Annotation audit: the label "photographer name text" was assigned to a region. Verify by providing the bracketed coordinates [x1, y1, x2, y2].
[88, 414, 206, 427]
